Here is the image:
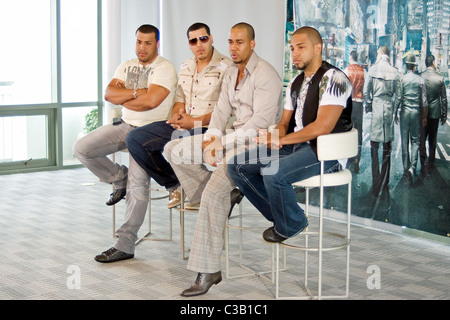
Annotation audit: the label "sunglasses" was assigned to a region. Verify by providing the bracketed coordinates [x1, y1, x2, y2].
[188, 35, 209, 45]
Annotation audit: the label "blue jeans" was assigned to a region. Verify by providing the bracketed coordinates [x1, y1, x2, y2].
[228, 143, 340, 238]
[126, 120, 207, 190]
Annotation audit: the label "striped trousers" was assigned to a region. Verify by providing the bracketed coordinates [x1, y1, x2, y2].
[164, 134, 242, 273]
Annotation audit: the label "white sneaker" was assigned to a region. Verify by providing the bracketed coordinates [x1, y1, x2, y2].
[168, 189, 184, 209]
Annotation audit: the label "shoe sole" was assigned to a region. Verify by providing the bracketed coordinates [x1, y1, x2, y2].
[167, 202, 180, 209]
[94, 255, 134, 263]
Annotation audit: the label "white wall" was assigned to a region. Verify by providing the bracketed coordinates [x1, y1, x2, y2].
[161, 0, 286, 77]
[103, 0, 286, 80]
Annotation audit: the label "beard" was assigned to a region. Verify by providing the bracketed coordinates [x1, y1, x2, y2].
[294, 61, 307, 70]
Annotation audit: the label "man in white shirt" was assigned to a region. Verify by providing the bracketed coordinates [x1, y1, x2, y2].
[73, 24, 177, 263]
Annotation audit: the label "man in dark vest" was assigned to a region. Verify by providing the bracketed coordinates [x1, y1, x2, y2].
[228, 26, 352, 242]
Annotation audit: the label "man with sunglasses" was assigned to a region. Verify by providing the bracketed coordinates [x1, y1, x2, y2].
[164, 22, 282, 297]
[99, 23, 231, 262]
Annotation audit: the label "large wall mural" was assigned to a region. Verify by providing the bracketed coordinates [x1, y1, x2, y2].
[285, 0, 449, 237]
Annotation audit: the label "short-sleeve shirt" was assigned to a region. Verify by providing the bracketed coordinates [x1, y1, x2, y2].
[113, 55, 177, 127]
[284, 68, 352, 132]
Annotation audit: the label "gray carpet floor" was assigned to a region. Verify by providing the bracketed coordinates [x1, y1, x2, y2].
[1, 167, 449, 300]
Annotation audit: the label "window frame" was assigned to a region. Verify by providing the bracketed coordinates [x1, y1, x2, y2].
[0, 0, 103, 174]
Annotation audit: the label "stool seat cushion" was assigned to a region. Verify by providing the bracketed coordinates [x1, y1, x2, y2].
[292, 169, 352, 188]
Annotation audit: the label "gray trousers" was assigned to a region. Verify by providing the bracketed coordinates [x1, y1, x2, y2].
[164, 134, 243, 273]
[73, 121, 149, 254]
[399, 108, 421, 172]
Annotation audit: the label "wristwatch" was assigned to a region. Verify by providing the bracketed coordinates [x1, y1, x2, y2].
[133, 89, 137, 99]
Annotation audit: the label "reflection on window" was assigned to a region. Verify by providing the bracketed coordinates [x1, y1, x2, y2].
[0, 116, 48, 163]
[0, 0, 52, 105]
[61, 0, 98, 103]
[62, 106, 98, 165]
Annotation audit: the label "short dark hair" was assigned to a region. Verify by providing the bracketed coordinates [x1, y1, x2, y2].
[425, 55, 435, 67]
[136, 24, 160, 41]
[350, 50, 358, 62]
[293, 26, 323, 46]
[187, 23, 211, 38]
[232, 22, 255, 40]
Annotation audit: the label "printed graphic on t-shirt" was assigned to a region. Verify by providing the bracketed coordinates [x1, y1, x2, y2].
[124, 65, 151, 90]
[318, 69, 351, 107]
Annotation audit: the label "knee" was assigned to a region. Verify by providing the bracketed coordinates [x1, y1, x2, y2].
[126, 128, 143, 153]
[73, 135, 88, 159]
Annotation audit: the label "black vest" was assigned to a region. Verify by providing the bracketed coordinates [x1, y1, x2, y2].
[288, 61, 353, 153]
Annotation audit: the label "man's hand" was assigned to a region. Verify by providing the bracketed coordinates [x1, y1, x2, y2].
[167, 109, 199, 130]
[254, 128, 282, 150]
[203, 135, 223, 167]
[166, 109, 184, 130]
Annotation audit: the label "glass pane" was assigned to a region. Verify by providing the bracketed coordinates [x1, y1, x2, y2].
[62, 106, 98, 165]
[60, 0, 98, 103]
[0, 1, 52, 105]
[0, 115, 48, 163]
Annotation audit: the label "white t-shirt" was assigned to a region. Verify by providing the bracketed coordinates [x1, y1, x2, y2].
[113, 55, 177, 127]
[284, 68, 351, 132]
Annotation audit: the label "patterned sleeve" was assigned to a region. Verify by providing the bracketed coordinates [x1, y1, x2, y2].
[318, 69, 352, 108]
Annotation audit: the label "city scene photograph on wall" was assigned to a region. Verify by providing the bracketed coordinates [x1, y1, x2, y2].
[285, 0, 449, 238]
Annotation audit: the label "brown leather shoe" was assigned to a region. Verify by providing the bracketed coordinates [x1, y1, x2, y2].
[180, 271, 222, 297]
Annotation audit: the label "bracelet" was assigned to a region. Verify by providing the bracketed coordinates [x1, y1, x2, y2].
[133, 89, 137, 99]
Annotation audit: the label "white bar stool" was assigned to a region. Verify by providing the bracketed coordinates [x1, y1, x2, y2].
[275, 128, 358, 300]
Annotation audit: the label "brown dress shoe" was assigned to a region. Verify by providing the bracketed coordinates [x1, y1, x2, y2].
[180, 271, 222, 297]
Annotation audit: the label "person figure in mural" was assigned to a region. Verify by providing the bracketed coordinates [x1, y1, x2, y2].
[344, 50, 365, 173]
[73, 25, 178, 263]
[228, 26, 352, 244]
[419, 54, 448, 175]
[164, 22, 282, 297]
[126, 22, 231, 211]
[363, 46, 401, 196]
[394, 53, 428, 183]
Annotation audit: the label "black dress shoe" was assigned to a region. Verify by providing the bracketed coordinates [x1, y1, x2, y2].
[106, 188, 126, 206]
[228, 188, 244, 217]
[94, 247, 134, 263]
[180, 271, 222, 297]
[262, 227, 288, 243]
